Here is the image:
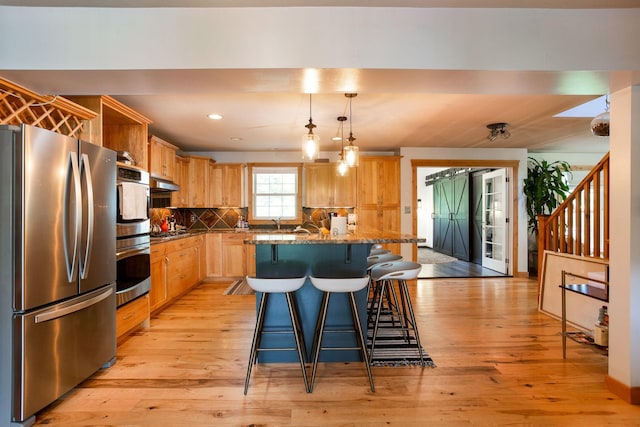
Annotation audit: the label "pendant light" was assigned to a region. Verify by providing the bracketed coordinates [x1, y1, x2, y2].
[302, 93, 320, 160]
[343, 93, 359, 167]
[336, 116, 348, 176]
[590, 95, 610, 137]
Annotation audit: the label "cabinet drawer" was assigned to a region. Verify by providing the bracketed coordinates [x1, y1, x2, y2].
[116, 294, 149, 339]
[150, 243, 167, 261]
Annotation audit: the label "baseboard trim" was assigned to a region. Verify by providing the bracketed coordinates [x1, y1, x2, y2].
[605, 375, 640, 405]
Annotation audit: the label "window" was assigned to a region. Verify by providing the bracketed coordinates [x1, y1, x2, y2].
[249, 164, 302, 223]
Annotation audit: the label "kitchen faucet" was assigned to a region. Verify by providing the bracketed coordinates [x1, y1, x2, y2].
[272, 218, 281, 230]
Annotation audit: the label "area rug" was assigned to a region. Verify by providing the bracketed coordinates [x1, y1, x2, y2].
[367, 314, 436, 368]
[417, 248, 457, 264]
[223, 279, 255, 296]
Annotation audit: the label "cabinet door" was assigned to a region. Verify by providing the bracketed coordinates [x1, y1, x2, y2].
[224, 164, 244, 207]
[208, 164, 224, 206]
[194, 235, 206, 281]
[176, 156, 190, 207]
[357, 157, 382, 206]
[206, 233, 222, 277]
[222, 234, 246, 277]
[245, 244, 256, 277]
[305, 164, 334, 207]
[188, 157, 210, 207]
[333, 168, 356, 207]
[149, 255, 167, 313]
[149, 137, 165, 178]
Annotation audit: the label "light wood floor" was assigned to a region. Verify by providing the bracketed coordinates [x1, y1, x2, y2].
[34, 277, 640, 426]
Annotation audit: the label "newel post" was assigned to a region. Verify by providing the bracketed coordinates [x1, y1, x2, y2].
[537, 214, 550, 288]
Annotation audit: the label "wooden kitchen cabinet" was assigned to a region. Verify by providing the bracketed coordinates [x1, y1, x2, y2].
[357, 156, 401, 253]
[67, 95, 152, 170]
[150, 235, 204, 314]
[209, 163, 245, 207]
[221, 233, 246, 278]
[149, 135, 177, 180]
[149, 243, 168, 313]
[171, 155, 190, 208]
[188, 155, 215, 207]
[305, 163, 356, 207]
[206, 232, 248, 278]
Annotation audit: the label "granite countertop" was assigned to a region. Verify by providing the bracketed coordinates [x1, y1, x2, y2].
[243, 231, 424, 245]
[150, 229, 424, 245]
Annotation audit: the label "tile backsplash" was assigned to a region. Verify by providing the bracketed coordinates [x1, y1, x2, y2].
[150, 207, 355, 231]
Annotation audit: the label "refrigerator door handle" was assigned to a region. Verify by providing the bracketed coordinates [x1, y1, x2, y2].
[64, 152, 82, 283]
[80, 153, 94, 279]
[34, 286, 113, 324]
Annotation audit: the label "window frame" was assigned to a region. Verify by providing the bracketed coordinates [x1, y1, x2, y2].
[248, 163, 303, 225]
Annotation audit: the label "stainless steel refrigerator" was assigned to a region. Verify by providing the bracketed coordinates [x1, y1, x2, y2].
[0, 124, 117, 426]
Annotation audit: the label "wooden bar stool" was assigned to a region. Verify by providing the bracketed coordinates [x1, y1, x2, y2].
[369, 261, 425, 365]
[244, 276, 310, 394]
[309, 276, 375, 393]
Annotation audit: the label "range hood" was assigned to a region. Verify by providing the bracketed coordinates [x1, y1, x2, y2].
[150, 177, 179, 192]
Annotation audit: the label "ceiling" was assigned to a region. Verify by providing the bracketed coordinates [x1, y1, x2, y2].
[2, 2, 638, 155]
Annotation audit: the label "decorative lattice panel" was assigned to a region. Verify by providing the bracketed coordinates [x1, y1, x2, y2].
[0, 77, 96, 138]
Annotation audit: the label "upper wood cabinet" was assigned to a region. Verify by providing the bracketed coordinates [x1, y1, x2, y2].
[171, 155, 190, 208]
[304, 163, 356, 207]
[149, 135, 177, 180]
[188, 156, 215, 208]
[356, 156, 401, 252]
[209, 164, 245, 207]
[66, 95, 152, 170]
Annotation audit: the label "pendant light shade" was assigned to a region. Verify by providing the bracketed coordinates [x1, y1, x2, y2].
[336, 116, 348, 176]
[302, 93, 320, 160]
[344, 93, 359, 167]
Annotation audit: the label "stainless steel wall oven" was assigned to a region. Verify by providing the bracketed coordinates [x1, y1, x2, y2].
[116, 163, 151, 307]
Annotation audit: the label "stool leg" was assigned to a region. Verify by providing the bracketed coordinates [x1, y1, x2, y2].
[399, 279, 425, 365]
[244, 292, 269, 395]
[310, 291, 330, 392]
[285, 292, 311, 393]
[369, 280, 387, 361]
[348, 292, 375, 392]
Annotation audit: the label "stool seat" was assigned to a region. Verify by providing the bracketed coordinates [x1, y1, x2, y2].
[369, 248, 391, 256]
[367, 253, 402, 269]
[246, 276, 306, 293]
[370, 261, 421, 281]
[309, 276, 375, 393]
[310, 276, 370, 293]
[244, 276, 310, 394]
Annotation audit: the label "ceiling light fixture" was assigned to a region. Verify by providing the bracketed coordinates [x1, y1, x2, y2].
[336, 116, 348, 176]
[344, 93, 359, 167]
[207, 113, 223, 120]
[590, 95, 610, 137]
[302, 93, 320, 160]
[486, 122, 510, 142]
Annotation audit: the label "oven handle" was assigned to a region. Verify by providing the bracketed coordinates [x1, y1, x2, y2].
[117, 245, 151, 261]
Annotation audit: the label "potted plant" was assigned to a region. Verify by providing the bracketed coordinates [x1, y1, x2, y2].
[523, 157, 571, 274]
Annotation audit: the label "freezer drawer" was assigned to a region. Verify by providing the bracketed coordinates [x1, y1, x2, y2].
[12, 284, 116, 423]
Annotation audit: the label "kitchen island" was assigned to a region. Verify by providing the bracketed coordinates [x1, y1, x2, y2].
[244, 231, 423, 363]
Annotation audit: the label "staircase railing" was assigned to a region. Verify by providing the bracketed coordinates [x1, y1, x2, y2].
[537, 152, 610, 281]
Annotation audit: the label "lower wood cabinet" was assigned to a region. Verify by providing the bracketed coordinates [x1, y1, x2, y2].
[206, 232, 251, 279]
[149, 234, 205, 315]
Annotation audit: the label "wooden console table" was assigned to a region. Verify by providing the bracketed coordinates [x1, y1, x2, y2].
[560, 269, 609, 359]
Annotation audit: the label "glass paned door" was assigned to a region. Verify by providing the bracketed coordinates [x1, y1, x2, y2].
[482, 169, 508, 274]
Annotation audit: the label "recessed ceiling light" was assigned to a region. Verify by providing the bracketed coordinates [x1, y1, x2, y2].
[230, 137, 243, 141]
[332, 136, 343, 141]
[207, 113, 223, 120]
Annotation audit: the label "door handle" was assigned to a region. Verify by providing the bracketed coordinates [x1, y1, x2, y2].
[80, 153, 94, 279]
[64, 152, 81, 283]
[35, 286, 113, 323]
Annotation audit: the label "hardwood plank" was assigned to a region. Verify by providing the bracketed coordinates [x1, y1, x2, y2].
[32, 278, 640, 426]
